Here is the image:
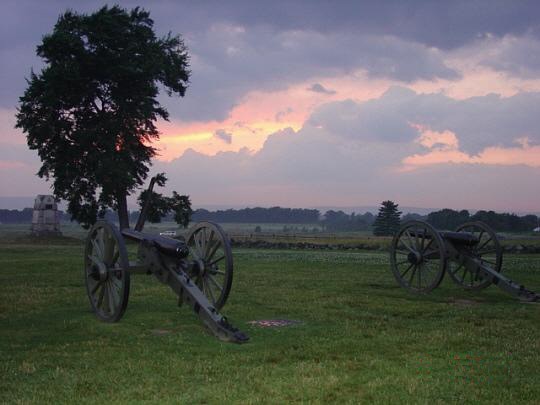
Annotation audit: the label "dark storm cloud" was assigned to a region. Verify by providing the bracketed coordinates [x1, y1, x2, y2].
[163, 27, 458, 121]
[2, 0, 540, 117]
[150, 0, 540, 49]
[213, 129, 233, 144]
[307, 83, 336, 95]
[481, 35, 540, 78]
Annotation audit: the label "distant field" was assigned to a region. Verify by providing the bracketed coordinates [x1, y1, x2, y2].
[2, 222, 539, 249]
[1, 232, 539, 403]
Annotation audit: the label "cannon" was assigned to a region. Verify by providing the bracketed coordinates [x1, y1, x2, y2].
[389, 220, 539, 302]
[83, 177, 249, 343]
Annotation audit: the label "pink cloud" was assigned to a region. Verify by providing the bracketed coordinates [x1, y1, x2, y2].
[0, 160, 26, 169]
[402, 126, 540, 171]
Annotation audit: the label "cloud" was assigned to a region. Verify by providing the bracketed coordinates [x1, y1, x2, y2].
[161, 27, 459, 121]
[479, 35, 540, 78]
[275, 107, 294, 122]
[213, 129, 233, 144]
[5, 1, 540, 122]
[307, 83, 336, 95]
[308, 86, 540, 153]
[146, 1, 540, 50]
[152, 88, 540, 211]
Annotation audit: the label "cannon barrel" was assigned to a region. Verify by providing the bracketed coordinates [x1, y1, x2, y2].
[122, 228, 189, 259]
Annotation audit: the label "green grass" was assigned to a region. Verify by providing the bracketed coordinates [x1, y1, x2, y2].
[1, 235, 539, 403]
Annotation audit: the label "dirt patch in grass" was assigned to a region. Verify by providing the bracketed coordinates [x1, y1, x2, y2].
[450, 298, 482, 307]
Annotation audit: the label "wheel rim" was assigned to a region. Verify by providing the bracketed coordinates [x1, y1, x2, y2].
[186, 221, 233, 310]
[84, 221, 130, 322]
[447, 221, 502, 290]
[390, 220, 446, 294]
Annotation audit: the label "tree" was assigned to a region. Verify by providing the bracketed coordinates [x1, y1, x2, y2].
[373, 200, 402, 236]
[16, 6, 190, 228]
[427, 209, 470, 229]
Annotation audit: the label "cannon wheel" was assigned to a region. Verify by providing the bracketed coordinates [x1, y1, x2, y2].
[186, 221, 233, 310]
[390, 220, 447, 294]
[447, 221, 503, 290]
[84, 221, 130, 322]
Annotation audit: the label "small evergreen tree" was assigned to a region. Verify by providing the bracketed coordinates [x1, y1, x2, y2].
[373, 200, 402, 236]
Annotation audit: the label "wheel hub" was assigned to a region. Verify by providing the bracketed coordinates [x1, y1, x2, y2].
[90, 261, 109, 282]
[192, 259, 206, 277]
[408, 251, 422, 265]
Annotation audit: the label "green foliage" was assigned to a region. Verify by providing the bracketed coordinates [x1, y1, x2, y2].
[427, 209, 470, 230]
[426, 208, 539, 232]
[322, 210, 374, 231]
[170, 191, 192, 228]
[16, 5, 190, 228]
[471, 210, 539, 232]
[254, 225, 262, 233]
[137, 186, 192, 228]
[373, 200, 401, 236]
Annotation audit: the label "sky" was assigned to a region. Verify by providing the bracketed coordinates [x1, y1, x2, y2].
[1, 0, 540, 212]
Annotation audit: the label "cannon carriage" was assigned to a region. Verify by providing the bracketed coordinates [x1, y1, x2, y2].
[84, 177, 248, 343]
[390, 220, 539, 302]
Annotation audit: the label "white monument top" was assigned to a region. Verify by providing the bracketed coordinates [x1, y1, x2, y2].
[34, 195, 58, 211]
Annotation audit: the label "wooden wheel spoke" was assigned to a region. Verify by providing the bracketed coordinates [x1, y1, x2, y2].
[107, 282, 116, 314]
[91, 238, 103, 259]
[200, 228, 207, 256]
[206, 240, 221, 262]
[110, 275, 122, 290]
[103, 234, 115, 266]
[90, 280, 103, 295]
[209, 255, 225, 266]
[420, 229, 426, 251]
[417, 266, 422, 288]
[204, 230, 215, 258]
[112, 250, 120, 266]
[477, 237, 492, 252]
[206, 274, 223, 292]
[204, 279, 217, 304]
[423, 249, 440, 259]
[97, 283, 106, 309]
[400, 263, 414, 278]
[97, 229, 106, 258]
[88, 254, 102, 266]
[404, 231, 416, 252]
[422, 239, 433, 255]
[449, 263, 464, 275]
[408, 265, 418, 285]
[399, 238, 415, 254]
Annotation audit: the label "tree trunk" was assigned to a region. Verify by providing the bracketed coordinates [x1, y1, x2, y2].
[117, 192, 130, 229]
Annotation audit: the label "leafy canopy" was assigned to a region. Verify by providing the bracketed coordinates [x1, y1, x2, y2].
[16, 6, 190, 227]
[137, 173, 193, 228]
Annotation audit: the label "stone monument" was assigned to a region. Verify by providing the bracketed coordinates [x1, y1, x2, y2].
[32, 195, 61, 236]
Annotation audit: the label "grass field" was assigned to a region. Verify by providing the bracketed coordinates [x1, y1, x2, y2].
[1, 231, 540, 403]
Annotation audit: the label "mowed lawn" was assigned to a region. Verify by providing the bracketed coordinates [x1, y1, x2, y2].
[1, 238, 539, 403]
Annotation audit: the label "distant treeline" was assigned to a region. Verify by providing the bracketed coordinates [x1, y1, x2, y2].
[192, 207, 320, 224]
[0, 208, 34, 223]
[1, 206, 538, 233]
[321, 210, 375, 231]
[425, 209, 539, 232]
